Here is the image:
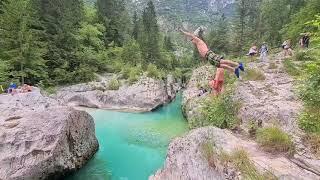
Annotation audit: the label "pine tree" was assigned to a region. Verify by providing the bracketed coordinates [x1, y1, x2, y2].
[97, 0, 130, 47]
[141, 0, 161, 65]
[32, 0, 84, 85]
[132, 11, 140, 40]
[164, 36, 175, 51]
[207, 14, 229, 54]
[0, 0, 47, 85]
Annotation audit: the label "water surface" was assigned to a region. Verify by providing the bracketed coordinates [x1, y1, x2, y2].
[66, 94, 188, 180]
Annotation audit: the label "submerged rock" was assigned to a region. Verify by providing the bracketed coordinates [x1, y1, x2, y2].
[150, 127, 320, 180]
[0, 89, 99, 180]
[55, 75, 179, 112]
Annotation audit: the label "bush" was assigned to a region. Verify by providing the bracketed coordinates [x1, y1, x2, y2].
[256, 127, 294, 154]
[283, 59, 301, 76]
[299, 62, 320, 107]
[108, 78, 120, 90]
[299, 107, 320, 134]
[244, 68, 266, 81]
[146, 64, 161, 79]
[191, 90, 240, 129]
[294, 50, 314, 61]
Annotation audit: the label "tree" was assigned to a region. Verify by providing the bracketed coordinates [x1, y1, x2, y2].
[97, 0, 130, 47]
[164, 36, 175, 51]
[132, 11, 140, 40]
[207, 14, 229, 54]
[283, 0, 320, 43]
[140, 0, 161, 64]
[0, 0, 47, 85]
[32, 0, 84, 85]
[74, 5, 108, 82]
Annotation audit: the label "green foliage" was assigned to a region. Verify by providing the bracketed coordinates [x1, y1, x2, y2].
[191, 90, 240, 129]
[243, 68, 266, 81]
[120, 65, 142, 84]
[284, 0, 320, 44]
[97, 0, 130, 46]
[108, 78, 120, 90]
[0, 0, 47, 85]
[121, 39, 143, 66]
[299, 108, 320, 134]
[299, 57, 320, 107]
[140, 1, 161, 64]
[294, 50, 314, 61]
[283, 59, 301, 76]
[256, 127, 295, 154]
[207, 14, 229, 54]
[146, 64, 161, 79]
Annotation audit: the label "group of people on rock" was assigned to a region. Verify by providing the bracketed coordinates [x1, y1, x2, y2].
[180, 26, 311, 97]
[1, 82, 33, 95]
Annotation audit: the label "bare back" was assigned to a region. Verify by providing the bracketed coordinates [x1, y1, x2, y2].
[191, 36, 209, 58]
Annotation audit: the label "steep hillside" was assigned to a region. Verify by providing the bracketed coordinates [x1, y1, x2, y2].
[86, 0, 235, 28]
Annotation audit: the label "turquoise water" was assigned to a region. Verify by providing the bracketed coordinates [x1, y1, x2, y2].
[66, 94, 188, 180]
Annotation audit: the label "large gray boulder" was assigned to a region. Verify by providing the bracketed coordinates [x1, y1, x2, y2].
[150, 127, 320, 180]
[0, 89, 99, 180]
[56, 75, 179, 112]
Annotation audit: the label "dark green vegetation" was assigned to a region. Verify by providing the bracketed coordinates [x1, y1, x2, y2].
[256, 127, 295, 154]
[1, 0, 319, 90]
[0, 0, 191, 89]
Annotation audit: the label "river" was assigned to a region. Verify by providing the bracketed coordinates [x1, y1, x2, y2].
[66, 94, 188, 180]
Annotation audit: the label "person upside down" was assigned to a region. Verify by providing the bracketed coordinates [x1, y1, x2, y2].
[179, 27, 244, 78]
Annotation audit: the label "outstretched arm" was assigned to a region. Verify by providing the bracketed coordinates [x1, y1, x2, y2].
[179, 28, 196, 39]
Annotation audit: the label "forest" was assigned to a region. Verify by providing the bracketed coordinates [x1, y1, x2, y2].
[0, 0, 319, 89]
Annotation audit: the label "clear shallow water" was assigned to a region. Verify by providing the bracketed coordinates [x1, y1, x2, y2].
[66, 94, 188, 180]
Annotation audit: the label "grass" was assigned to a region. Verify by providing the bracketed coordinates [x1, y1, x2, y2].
[220, 149, 276, 180]
[299, 107, 320, 134]
[201, 142, 217, 168]
[256, 127, 295, 154]
[283, 59, 301, 76]
[303, 134, 320, 158]
[243, 68, 266, 81]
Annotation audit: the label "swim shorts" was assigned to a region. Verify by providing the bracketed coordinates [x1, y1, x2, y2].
[206, 50, 221, 67]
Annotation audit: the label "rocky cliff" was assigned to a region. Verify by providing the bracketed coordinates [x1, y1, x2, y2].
[152, 58, 320, 179]
[55, 75, 180, 112]
[0, 89, 99, 180]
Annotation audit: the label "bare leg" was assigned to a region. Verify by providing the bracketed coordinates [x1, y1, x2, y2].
[220, 59, 239, 67]
[220, 64, 235, 73]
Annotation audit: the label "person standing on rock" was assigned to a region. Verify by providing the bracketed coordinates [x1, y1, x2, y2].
[179, 27, 244, 78]
[259, 42, 269, 62]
